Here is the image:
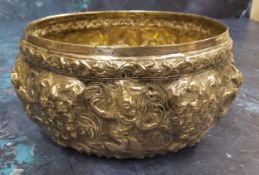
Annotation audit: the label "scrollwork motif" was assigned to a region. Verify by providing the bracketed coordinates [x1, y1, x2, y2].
[20, 40, 231, 79]
[11, 51, 243, 158]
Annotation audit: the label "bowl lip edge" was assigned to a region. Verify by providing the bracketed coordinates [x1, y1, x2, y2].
[22, 10, 230, 57]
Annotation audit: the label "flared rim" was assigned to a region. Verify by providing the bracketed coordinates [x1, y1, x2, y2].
[23, 10, 230, 57]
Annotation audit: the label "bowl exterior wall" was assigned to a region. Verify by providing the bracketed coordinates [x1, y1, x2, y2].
[11, 37, 242, 158]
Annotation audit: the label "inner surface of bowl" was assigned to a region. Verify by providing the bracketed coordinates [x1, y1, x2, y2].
[28, 11, 227, 47]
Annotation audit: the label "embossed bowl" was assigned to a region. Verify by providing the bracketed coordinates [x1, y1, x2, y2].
[11, 11, 243, 158]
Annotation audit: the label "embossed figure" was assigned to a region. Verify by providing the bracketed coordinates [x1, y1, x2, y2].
[11, 11, 243, 158]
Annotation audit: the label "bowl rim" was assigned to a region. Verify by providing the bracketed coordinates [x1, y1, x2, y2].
[23, 10, 230, 57]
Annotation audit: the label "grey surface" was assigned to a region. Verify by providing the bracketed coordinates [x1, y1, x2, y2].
[88, 0, 251, 18]
[0, 18, 259, 175]
[0, 0, 251, 20]
[0, 0, 82, 20]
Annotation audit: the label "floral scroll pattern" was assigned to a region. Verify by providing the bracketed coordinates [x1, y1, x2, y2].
[20, 40, 231, 79]
[11, 43, 243, 158]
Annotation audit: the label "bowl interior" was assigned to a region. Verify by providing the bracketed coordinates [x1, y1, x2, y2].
[28, 11, 226, 47]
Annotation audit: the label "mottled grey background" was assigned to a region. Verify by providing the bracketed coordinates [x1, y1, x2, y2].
[0, 1, 258, 175]
[0, 0, 251, 21]
[1, 18, 259, 175]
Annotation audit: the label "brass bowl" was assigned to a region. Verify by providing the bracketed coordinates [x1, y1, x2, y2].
[11, 11, 243, 158]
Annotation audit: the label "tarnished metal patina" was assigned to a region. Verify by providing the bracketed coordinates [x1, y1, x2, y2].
[11, 11, 243, 158]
